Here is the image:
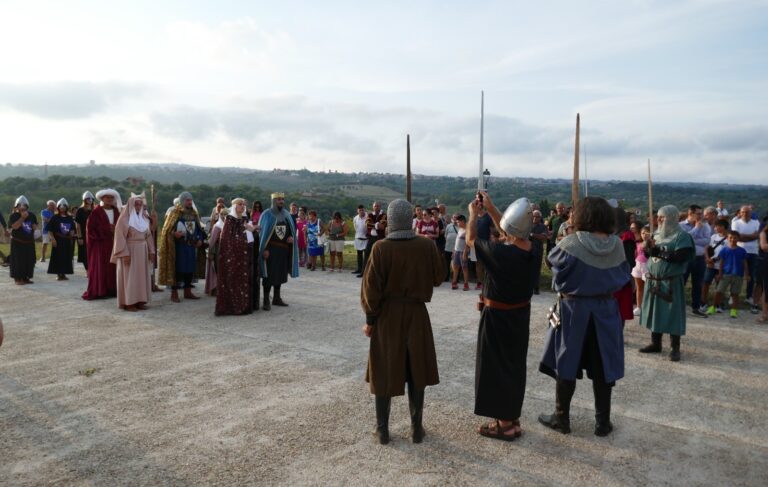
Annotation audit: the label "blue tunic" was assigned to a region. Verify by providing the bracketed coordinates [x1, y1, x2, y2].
[539, 233, 631, 384]
[174, 216, 205, 275]
[258, 209, 299, 279]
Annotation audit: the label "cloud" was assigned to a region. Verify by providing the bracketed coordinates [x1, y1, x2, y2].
[0, 81, 146, 119]
[150, 96, 383, 154]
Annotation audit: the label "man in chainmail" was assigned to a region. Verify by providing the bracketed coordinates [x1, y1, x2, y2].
[257, 192, 299, 310]
[361, 199, 444, 445]
[639, 205, 695, 362]
[158, 192, 207, 303]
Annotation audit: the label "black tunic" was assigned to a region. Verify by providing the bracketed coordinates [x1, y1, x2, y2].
[473, 240, 535, 420]
[75, 207, 92, 267]
[263, 220, 292, 286]
[9, 212, 37, 280]
[47, 214, 75, 275]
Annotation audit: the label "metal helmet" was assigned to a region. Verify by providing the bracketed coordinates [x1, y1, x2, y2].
[499, 197, 534, 239]
[56, 198, 69, 209]
[82, 191, 95, 201]
[14, 195, 29, 208]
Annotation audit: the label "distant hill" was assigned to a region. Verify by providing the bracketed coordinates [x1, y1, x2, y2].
[1, 163, 765, 219]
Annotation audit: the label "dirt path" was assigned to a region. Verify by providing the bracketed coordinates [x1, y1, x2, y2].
[1, 262, 766, 486]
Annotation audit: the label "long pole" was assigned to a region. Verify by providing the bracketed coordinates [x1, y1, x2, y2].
[406, 134, 412, 203]
[583, 144, 588, 197]
[647, 158, 654, 234]
[572, 113, 580, 206]
[478, 90, 484, 191]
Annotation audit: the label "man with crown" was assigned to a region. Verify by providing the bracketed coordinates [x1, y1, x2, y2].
[257, 192, 299, 310]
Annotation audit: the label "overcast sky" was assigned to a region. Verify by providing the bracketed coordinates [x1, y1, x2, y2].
[0, 0, 766, 183]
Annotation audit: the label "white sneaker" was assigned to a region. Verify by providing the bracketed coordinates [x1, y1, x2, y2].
[745, 297, 754, 306]
[633, 307, 641, 316]
[698, 305, 708, 313]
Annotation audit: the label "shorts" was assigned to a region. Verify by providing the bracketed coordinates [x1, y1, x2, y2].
[42, 233, 50, 244]
[328, 240, 345, 253]
[308, 245, 325, 257]
[631, 261, 647, 279]
[703, 267, 718, 285]
[452, 250, 468, 267]
[716, 274, 743, 296]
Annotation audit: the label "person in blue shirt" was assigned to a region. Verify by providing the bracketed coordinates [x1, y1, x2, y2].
[40, 200, 55, 262]
[711, 230, 750, 319]
[679, 205, 712, 317]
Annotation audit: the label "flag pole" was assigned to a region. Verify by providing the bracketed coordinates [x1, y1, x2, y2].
[406, 134, 412, 203]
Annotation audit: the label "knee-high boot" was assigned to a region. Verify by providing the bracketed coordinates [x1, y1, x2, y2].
[374, 396, 391, 445]
[593, 381, 613, 436]
[639, 332, 662, 353]
[272, 284, 287, 306]
[262, 284, 271, 310]
[538, 379, 576, 434]
[670, 334, 681, 362]
[407, 383, 425, 443]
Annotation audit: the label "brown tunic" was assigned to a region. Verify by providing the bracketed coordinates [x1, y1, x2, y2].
[361, 236, 445, 397]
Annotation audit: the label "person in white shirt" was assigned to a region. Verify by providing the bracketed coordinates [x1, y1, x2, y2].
[352, 205, 368, 274]
[716, 200, 728, 218]
[732, 205, 760, 311]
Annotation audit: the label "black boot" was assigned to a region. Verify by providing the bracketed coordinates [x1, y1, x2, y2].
[670, 335, 681, 362]
[408, 384, 425, 443]
[262, 285, 271, 311]
[639, 332, 662, 353]
[272, 285, 288, 306]
[593, 381, 613, 436]
[538, 379, 575, 434]
[374, 396, 391, 445]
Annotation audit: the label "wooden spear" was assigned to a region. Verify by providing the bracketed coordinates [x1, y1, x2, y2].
[572, 113, 580, 206]
[647, 158, 654, 234]
[406, 134, 412, 203]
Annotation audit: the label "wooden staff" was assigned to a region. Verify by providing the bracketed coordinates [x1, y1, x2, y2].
[647, 159, 654, 234]
[406, 134, 412, 203]
[572, 113, 580, 206]
[150, 184, 157, 213]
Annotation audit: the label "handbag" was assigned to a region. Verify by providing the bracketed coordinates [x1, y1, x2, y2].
[316, 219, 328, 246]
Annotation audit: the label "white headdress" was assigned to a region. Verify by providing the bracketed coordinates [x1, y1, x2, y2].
[127, 192, 149, 233]
[95, 188, 123, 210]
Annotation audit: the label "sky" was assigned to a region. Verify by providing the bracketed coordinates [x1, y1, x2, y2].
[0, 0, 766, 184]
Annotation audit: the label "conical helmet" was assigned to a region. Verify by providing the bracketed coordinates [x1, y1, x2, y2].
[56, 198, 69, 209]
[499, 197, 533, 239]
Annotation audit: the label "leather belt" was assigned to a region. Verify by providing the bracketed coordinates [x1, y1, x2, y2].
[646, 274, 683, 281]
[560, 293, 613, 300]
[268, 240, 291, 249]
[483, 297, 530, 310]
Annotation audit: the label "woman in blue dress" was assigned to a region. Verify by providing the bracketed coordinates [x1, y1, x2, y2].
[306, 210, 326, 271]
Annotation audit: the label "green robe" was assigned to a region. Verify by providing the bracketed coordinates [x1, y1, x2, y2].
[639, 231, 694, 336]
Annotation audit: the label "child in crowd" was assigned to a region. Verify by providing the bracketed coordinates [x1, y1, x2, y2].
[631, 225, 651, 316]
[709, 230, 750, 318]
[451, 215, 470, 290]
[702, 219, 728, 313]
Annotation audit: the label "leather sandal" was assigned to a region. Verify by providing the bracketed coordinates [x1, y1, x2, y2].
[478, 419, 521, 442]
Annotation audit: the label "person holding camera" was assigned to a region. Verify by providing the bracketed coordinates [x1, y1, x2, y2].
[467, 191, 535, 441]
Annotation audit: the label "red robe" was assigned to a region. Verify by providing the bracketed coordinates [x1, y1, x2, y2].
[82, 206, 120, 300]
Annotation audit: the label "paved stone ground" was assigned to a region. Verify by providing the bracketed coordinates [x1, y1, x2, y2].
[1, 262, 766, 486]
